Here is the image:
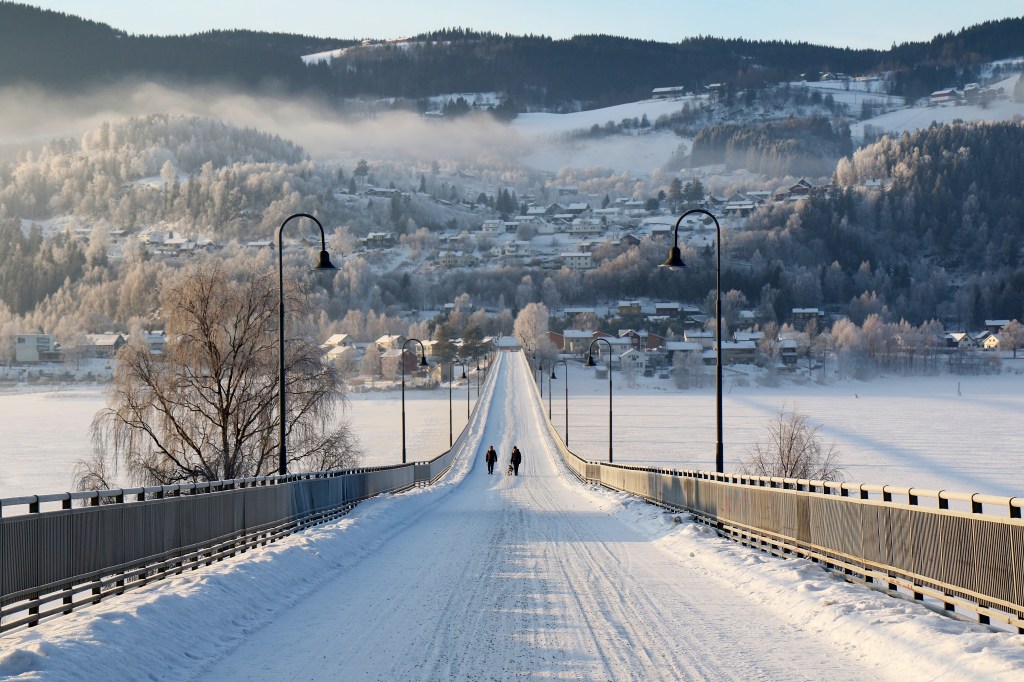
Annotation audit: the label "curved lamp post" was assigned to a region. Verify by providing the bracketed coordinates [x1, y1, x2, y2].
[659, 208, 724, 474]
[277, 213, 337, 476]
[551, 359, 568, 443]
[586, 338, 614, 463]
[447, 359, 467, 447]
[401, 338, 429, 464]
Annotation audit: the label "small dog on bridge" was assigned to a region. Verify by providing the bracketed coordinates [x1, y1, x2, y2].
[506, 463, 515, 476]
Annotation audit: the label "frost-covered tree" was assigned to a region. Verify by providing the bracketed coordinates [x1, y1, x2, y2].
[741, 408, 844, 481]
[513, 302, 552, 355]
[81, 261, 361, 488]
[1000, 319, 1024, 358]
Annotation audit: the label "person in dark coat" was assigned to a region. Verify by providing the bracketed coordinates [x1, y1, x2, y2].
[484, 445, 498, 474]
[510, 445, 522, 476]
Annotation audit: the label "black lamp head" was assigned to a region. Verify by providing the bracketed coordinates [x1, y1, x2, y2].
[586, 353, 597, 367]
[659, 245, 686, 270]
[314, 250, 338, 271]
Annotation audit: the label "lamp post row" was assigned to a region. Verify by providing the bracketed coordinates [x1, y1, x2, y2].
[276, 208, 725, 477]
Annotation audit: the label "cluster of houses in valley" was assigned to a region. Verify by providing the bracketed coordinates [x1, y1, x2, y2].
[312, 307, 1020, 387]
[427, 178, 830, 272]
[10, 314, 1019, 384]
[63, 169, 838, 275]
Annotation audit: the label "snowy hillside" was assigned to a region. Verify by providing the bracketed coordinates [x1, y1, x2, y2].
[852, 74, 1024, 142]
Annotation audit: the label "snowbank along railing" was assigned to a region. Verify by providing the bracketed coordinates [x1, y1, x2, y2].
[539, 385, 1024, 633]
[0, 394, 476, 634]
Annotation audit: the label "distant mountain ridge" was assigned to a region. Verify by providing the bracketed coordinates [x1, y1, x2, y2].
[0, 2, 1022, 110]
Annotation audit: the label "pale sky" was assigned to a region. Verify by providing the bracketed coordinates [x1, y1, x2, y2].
[21, 1, 1024, 50]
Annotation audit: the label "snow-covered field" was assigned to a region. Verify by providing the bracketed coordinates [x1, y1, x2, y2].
[3, 352, 1023, 681]
[0, 385, 471, 500]
[4, 361, 1023, 500]
[851, 74, 1024, 142]
[560, 363, 1024, 498]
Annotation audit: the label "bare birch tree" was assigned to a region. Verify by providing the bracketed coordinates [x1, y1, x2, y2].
[741, 407, 844, 481]
[80, 261, 361, 488]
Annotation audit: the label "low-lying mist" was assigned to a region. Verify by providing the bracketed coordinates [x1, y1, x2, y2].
[0, 81, 528, 164]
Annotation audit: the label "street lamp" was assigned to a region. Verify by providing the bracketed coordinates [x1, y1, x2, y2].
[447, 359, 467, 447]
[551, 360, 568, 443]
[660, 208, 724, 474]
[401, 338, 429, 464]
[537, 358, 545, 398]
[475, 360, 481, 399]
[277, 213, 337, 476]
[586, 338, 613, 463]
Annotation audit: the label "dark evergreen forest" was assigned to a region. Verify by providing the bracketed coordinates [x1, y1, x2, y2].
[1, 3, 1022, 109]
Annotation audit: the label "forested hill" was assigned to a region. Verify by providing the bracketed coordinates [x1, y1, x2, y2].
[831, 122, 1024, 273]
[743, 121, 1024, 326]
[1, 2, 1022, 108]
[0, 2, 343, 91]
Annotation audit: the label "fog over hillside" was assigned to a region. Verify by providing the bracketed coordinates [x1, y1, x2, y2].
[0, 82, 526, 165]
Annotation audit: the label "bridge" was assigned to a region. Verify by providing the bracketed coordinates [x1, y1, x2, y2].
[2, 352, 1024, 679]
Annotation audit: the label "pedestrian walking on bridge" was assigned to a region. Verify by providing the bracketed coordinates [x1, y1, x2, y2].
[510, 445, 522, 476]
[484, 445, 498, 474]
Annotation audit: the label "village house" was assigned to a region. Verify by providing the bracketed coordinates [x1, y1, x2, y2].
[945, 332, 978, 349]
[617, 300, 643, 316]
[438, 250, 472, 268]
[322, 333, 353, 349]
[779, 338, 799, 366]
[792, 307, 824, 327]
[663, 340, 702, 363]
[560, 252, 593, 271]
[684, 329, 715, 350]
[930, 88, 958, 105]
[140, 332, 166, 354]
[380, 348, 420, 380]
[985, 319, 1010, 334]
[480, 219, 504, 235]
[561, 329, 595, 354]
[325, 344, 357, 369]
[85, 333, 126, 358]
[720, 340, 757, 364]
[619, 348, 648, 375]
[362, 232, 394, 249]
[375, 334, 406, 352]
[651, 85, 687, 99]
[983, 335, 1002, 352]
[568, 218, 604, 238]
[773, 178, 818, 203]
[14, 334, 59, 364]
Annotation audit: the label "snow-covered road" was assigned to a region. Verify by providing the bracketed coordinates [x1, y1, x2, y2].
[4, 351, 1024, 681]
[194, 352, 875, 680]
